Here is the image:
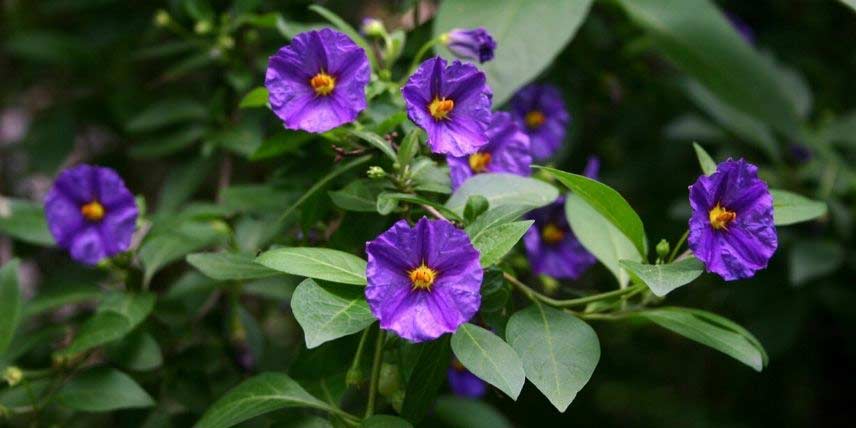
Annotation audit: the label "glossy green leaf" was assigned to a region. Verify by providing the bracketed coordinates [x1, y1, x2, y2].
[451, 324, 525, 399]
[434, 396, 512, 428]
[565, 194, 642, 287]
[543, 167, 647, 257]
[196, 373, 332, 428]
[411, 158, 451, 194]
[126, 98, 207, 132]
[0, 259, 22, 355]
[434, 0, 593, 105]
[771, 189, 827, 225]
[239, 87, 269, 108]
[257, 247, 367, 285]
[59, 292, 156, 357]
[0, 197, 53, 246]
[291, 279, 374, 349]
[329, 180, 387, 212]
[634, 307, 767, 371]
[187, 252, 280, 281]
[470, 220, 532, 267]
[446, 173, 558, 216]
[57, 368, 155, 412]
[362, 415, 414, 428]
[692, 142, 717, 176]
[401, 337, 451, 423]
[506, 304, 600, 412]
[620, 257, 705, 297]
[465, 205, 530, 241]
[347, 129, 398, 162]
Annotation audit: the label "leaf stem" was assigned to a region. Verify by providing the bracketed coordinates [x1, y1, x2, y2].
[348, 326, 372, 383]
[668, 230, 689, 263]
[505, 272, 644, 308]
[365, 327, 386, 418]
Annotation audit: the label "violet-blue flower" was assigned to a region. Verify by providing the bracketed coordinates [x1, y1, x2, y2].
[448, 359, 486, 398]
[510, 83, 570, 160]
[446, 112, 531, 190]
[265, 28, 370, 133]
[402, 57, 493, 156]
[43, 165, 138, 266]
[523, 157, 599, 279]
[365, 217, 483, 342]
[688, 159, 777, 281]
[443, 27, 497, 64]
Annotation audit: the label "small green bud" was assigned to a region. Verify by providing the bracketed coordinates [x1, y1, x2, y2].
[153, 10, 171, 27]
[539, 275, 559, 295]
[218, 35, 235, 50]
[194, 20, 212, 34]
[367, 166, 386, 179]
[2, 367, 23, 387]
[345, 366, 363, 387]
[656, 239, 670, 260]
[378, 363, 401, 397]
[361, 18, 386, 38]
[390, 390, 405, 413]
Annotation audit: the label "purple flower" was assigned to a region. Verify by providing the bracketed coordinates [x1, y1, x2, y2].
[448, 359, 486, 398]
[688, 159, 777, 281]
[446, 112, 531, 190]
[43, 165, 138, 265]
[443, 27, 497, 64]
[523, 157, 599, 279]
[265, 29, 370, 133]
[510, 83, 570, 160]
[402, 57, 493, 156]
[365, 218, 483, 342]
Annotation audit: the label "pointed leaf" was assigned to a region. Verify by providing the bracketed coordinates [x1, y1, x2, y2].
[0, 259, 22, 355]
[619, 257, 705, 297]
[446, 174, 558, 216]
[187, 252, 280, 281]
[469, 220, 533, 267]
[257, 247, 367, 285]
[451, 324, 525, 399]
[771, 189, 827, 226]
[692, 142, 717, 176]
[57, 368, 154, 412]
[291, 279, 375, 349]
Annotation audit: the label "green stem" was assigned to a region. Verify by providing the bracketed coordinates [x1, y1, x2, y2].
[668, 230, 689, 263]
[505, 272, 644, 308]
[401, 38, 441, 84]
[365, 327, 386, 418]
[348, 327, 372, 381]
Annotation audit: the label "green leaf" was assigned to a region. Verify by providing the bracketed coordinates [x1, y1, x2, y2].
[129, 125, 207, 159]
[239, 87, 269, 108]
[469, 220, 533, 267]
[542, 167, 647, 257]
[251, 131, 313, 160]
[278, 155, 373, 222]
[362, 415, 414, 428]
[788, 240, 844, 286]
[446, 173, 558, 216]
[377, 192, 463, 221]
[59, 292, 156, 357]
[771, 189, 827, 226]
[187, 252, 280, 281]
[397, 129, 421, 167]
[291, 279, 375, 349]
[506, 304, 600, 412]
[126, 98, 207, 132]
[434, 0, 593, 105]
[615, 0, 802, 140]
[106, 331, 163, 372]
[411, 158, 451, 194]
[140, 220, 229, 285]
[57, 368, 155, 412]
[196, 373, 332, 428]
[22, 284, 100, 318]
[463, 195, 490, 223]
[434, 396, 513, 428]
[565, 194, 643, 287]
[465, 205, 530, 242]
[633, 307, 767, 371]
[840, 0, 856, 14]
[692, 142, 717, 176]
[347, 129, 398, 162]
[401, 337, 451, 423]
[451, 324, 525, 399]
[308, 4, 378, 71]
[329, 180, 387, 212]
[0, 259, 22, 355]
[257, 247, 367, 285]
[619, 257, 705, 297]
[0, 197, 53, 246]
[817, 111, 856, 149]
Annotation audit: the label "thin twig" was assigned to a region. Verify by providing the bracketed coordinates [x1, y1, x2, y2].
[505, 272, 644, 308]
[365, 328, 386, 418]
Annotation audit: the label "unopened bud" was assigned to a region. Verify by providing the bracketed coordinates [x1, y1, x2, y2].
[194, 20, 212, 34]
[378, 363, 401, 397]
[360, 18, 386, 38]
[346, 366, 364, 387]
[3, 366, 23, 387]
[153, 10, 171, 27]
[367, 166, 386, 179]
[656, 239, 670, 260]
[218, 35, 235, 50]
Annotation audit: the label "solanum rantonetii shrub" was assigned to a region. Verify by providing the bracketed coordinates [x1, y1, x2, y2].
[0, 1, 846, 427]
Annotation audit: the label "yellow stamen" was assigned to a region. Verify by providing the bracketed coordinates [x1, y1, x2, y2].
[468, 152, 492, 173]
[310, 72, 336, 96]
[428, 97, 455, 120]
[524, 110, 546, 129]
[709, 203, 737, 230]
[408, 263, 437, 291]
[80, 201, 105, 222]
[541, 223, 565, 244]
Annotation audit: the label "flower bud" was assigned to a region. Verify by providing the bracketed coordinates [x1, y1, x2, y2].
[194, 20, 212, 34]
[153, 10, 171, 27]
[361, 18, 386, 38]
[442, 28, 496, 64]
[2, 367, 23, 387]
[346, 366, 364, 387]
[367, 166, 386, 179]
[656, 239, 670, 260]
[378, 363, 401, 397]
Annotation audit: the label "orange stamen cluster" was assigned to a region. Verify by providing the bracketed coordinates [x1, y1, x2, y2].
[80, 201, 105, 222]
[468, 152, 492, 173]
[310, 72, 336, 96]
[524, 110, 546, 129]
[409, 263, 438, 291]
[541, 223, 566, 244]
[428, 97, 455, 120]
[709, 203, 737, 230]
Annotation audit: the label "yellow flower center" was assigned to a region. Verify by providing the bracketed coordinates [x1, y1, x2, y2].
[428, 97, 455, 120]
[310, 72, 336, 96]
[541, 223, 566, 245]
[524, 110, 546, 129]
[708, 203, 737, 230]
[408, 263, 438, 291]
[80, 201, 105, 222]
[468, 152, 492, 173]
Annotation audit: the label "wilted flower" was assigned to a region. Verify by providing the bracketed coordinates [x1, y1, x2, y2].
[402, 57, 492, 156]
[365, 217, 483, 342]
[510, 83, 570, 160]
[448, 359, 486, 398]
[442, 27, 497, 64]
[446, 111, 531, 190]
[265, 29, 370, 133]
[688, 159, 777, 280]
[43, 165, 138, 265]
[523, 157, 599, 279]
